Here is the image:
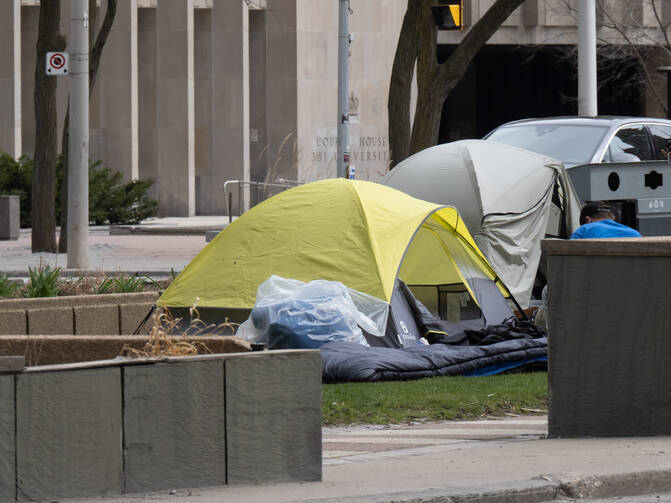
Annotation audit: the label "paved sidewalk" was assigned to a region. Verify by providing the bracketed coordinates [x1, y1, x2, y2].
[322, 415, 547, 462]
[71, 415, 671, 503]
[0, 217, 228, 275]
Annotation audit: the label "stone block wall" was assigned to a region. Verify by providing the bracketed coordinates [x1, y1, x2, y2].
[226, 352, 322, 484]
[543, 237, 671, 437]
[123, 360, 227, 493]
[1, 350, 322, 501]
[0, 292, 159, 336]
[16, 368, 123, 501]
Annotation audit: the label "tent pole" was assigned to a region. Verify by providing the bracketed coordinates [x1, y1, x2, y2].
[506, 289, 530, 321]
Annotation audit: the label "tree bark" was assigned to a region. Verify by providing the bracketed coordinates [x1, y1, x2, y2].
[388, 0, 525, 164]
[58, 0, 117, 252]
[410, 0, 441, 155]
[387, 0, 421, 168]
[33, 0, 66, 253]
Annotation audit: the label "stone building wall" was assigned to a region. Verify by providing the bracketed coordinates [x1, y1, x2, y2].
[3, 0, 670, 217]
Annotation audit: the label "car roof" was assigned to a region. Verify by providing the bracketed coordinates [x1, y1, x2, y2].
[493, 116, 671, 128]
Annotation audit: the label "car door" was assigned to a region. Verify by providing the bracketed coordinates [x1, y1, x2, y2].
[601, 124, 654, 162]
[647, 124, 671, 161]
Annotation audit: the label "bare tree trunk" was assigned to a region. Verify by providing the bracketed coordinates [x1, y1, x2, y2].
[411, 0, 525, 155]
[33, 0, 66, 253]
[388, 0, 525, 164]
[387, 0, 421, 168]
[58, 0, 117, 252]
[410, 0, 441, 155]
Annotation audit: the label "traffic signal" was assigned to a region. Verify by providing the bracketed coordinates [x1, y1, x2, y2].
[431, 1, 463, 31]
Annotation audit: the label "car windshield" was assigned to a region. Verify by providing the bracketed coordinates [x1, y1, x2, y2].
[486, 124, 610, 165]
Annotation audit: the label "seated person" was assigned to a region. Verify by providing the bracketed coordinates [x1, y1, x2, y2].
[570, 202, 641, 239]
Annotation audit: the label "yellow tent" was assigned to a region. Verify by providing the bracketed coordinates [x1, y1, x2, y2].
[159, 179, 513, 324]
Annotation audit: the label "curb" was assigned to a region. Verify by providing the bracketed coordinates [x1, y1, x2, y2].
[1, 270, 176, 279]
[298, 469, 671, 503]
[110, 225, 225, 236]
[555, 469, 671, 499]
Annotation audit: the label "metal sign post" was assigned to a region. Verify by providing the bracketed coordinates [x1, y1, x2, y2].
[578, 0, 597, 117]
[67, 0, 89, 269]
[337, 0, 351, 179]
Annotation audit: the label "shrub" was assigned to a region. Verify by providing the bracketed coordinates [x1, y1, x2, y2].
[22, 264, 62, 298]
[0, 272, 19, 298]
[0, 153, 158, 227]
[94, 276, 116, 295]
[113, 275, 146, 293]
[89, 162, 158, 225]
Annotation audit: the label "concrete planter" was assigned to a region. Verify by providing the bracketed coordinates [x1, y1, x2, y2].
[0, 350, 322, 501]
[0, 195, 19, 240]
[0, 292, 159, 336]
[0, 335, 252, 366]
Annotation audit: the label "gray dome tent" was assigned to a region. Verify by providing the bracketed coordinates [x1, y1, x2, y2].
[382, 140, 581, 306]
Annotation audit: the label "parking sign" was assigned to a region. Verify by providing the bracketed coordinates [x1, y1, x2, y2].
[46, 52, 68, 75]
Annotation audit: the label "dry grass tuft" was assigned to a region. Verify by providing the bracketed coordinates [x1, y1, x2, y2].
[24, 337, 45, 366]
[120, 302, 240, 359]
[58, 273, 106, 296]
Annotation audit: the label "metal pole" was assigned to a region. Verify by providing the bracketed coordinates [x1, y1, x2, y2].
[578, 0, 597, 117]
[337, 0, 350, 178]
[67, 0, 89, 269]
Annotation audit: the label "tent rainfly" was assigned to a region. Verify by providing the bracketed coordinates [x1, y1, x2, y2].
[382, 140, 582, 306]
[158, 178, 521, 346]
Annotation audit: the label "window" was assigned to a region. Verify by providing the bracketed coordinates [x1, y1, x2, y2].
[486, 124, 608, 166]
[603, 125, 653, 162]
[648, 124, 671, 161]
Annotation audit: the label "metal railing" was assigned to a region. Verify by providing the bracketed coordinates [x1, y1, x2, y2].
[223, 179, 304, 223]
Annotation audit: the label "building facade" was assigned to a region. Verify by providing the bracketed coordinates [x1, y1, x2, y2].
[1, 0, 668, 217]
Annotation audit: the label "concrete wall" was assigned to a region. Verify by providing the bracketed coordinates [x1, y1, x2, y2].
[16, 367, 123, 501]
[296, 0, 404, 182]
[0, 1, 21, 158]
[204, 0, 250, 214]
[7, 1, 405, 215]
[155, 0, 195, 216]
[137, 6, 158, 200]
[194, 7, 212, 212]
[0, 195, 20, 240]
[91, 0, 136, 182]
[0, 351, 321, 501]
[438, 0, 671, 46]
[264, 0, 298, 183]
[544, 238, 671, 437]
[19, 4, 38, 158]
[11, 1, 670, 215]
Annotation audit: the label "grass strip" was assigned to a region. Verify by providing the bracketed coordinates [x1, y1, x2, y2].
[322, 372, 548, 425]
